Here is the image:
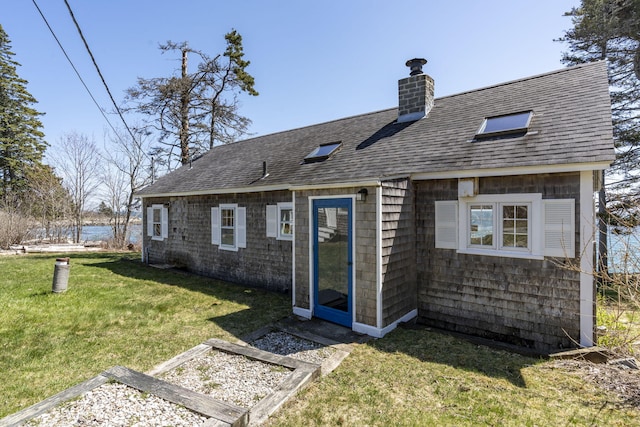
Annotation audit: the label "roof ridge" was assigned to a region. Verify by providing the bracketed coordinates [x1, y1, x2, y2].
[434, 61, 606, 102]
[232, 107, 397, 144]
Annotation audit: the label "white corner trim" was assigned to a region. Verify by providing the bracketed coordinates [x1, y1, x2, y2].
[293, 306, 312, 319]
[291, 191, 296, 309]
[376, 186, 383, 330]
[579, 170, 595, 347]
[353, 309, 418, 338]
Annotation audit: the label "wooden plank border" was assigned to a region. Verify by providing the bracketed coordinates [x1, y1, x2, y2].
[0, 375, 109, 427]
[3, 328, 347, 427]
[103, 366, 248, 426]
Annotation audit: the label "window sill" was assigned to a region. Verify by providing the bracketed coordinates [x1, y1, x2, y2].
[151, 236, 164, 241]
[457, 248, 543, 260]
[218, 245, 239, 252]
[277, 235, 293, 241]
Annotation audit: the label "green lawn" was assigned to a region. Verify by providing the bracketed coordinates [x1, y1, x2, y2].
[0, 252, 290, 417]
[267, 328, 639, 426]
[1, 253, 638, 426]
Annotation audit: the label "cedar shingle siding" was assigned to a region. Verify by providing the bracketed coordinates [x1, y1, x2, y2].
[144, 191, 292, 292]
[381, 179, 417, 327]
[415, 173, 583, 351]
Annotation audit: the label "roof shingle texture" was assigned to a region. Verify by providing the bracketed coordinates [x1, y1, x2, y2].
[137, 61, 614, 196]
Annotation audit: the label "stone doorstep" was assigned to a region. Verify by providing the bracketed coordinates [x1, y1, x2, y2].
[1, 332, 343, 427]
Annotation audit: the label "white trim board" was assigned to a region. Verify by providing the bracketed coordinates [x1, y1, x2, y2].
[353, 310, 418, 338]
[411, 162, 611, 181]
[579, 170, 595, 347]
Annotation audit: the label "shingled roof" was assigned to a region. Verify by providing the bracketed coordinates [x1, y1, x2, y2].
[137, 61, 614, 197]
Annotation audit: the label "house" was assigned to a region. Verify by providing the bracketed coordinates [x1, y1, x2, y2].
[136, 59, 614, 353]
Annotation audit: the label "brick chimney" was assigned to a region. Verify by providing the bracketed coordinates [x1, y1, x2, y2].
[398, 58, 434, 123]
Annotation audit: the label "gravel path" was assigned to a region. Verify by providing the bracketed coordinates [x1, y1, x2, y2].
[250, 331, 336, 364]
[22, 330, 336, 426]
[160, 349, 292, 408]
[24, 382, 209, 426]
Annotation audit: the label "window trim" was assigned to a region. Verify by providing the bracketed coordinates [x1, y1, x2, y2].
[458, 194, 543, 260]
[212, 204, 246, 251]
[148, 204, 168, 241]
[277, 202, 294, 241]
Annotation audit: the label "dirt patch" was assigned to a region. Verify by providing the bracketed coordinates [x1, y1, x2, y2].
[552, 359, 640, 408]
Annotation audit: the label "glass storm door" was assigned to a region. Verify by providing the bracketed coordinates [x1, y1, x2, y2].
[312, 198, 353, 327]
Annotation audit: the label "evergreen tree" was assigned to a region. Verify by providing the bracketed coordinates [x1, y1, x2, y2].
[560, 1, 640, 204]
[559, 0, 640, 276]
[0, 24, 47, 204]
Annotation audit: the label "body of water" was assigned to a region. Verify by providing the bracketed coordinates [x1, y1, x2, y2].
[79, 224, 142, 244]
[608, 229, 640, 273]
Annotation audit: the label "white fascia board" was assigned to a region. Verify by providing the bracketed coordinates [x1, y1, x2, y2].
[410, 162, 612, 181]
[135, 183, 291, 199]
[135, 179, 386, 199]
[289, 179, 381, 191]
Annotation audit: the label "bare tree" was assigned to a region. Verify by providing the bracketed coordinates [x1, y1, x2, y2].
[50, 132, 101, 243]
[125, 30, 258, 170]
[0, 193, 33, 249]
[100, 127, 152, 248]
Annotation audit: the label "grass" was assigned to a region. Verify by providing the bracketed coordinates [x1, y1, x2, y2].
[0, 252, 290, 417]
[2, 253, 639, 425]
[267, 328, 639, 426]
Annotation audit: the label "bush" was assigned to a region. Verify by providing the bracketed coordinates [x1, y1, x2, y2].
[0, 210, 33, 249]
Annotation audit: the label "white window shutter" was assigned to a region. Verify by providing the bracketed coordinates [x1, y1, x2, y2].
[237, 207, 247, 248]
[161, 207, 169, 239]
[543, 199, 575, 258]
[211, 207, 220, 245]
[435, 201, 458, 249]
[146, 207, 153, 237]
[266, 205, 277, 237]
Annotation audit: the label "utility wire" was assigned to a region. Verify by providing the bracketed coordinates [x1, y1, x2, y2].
[31, 0, 121, 138]
[62, 0, 140, 146]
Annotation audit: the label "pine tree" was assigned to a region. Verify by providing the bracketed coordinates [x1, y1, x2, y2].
[560, 1, 640, 203]
[0, 24, 47, 204]
[559, 0, 640, 276]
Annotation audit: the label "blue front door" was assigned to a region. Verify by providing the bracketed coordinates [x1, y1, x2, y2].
[312, 198, 353, 327]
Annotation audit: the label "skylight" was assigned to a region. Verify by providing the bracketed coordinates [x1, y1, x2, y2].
[475, 111, 532, 140]
[304, 141, 341, 163]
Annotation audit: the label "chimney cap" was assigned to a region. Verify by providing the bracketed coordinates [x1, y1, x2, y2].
[405, 58, 427, 76]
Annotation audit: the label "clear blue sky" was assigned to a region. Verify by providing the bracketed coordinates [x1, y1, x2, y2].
[4, 0, 578, 151]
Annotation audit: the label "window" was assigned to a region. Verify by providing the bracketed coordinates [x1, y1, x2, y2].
[475, 111, 532, 140]
[469, 204, 494, 247]
[502, 204, 529, 249]
[211, 204, 246, 251]
[221, 207, 235, 247]
[152, 208, 162, 238]
[278, 203, 293, 239]
[435, 194, 575, 259]
[266, 202, 293, 240]
[468, 202, 530, 252]
[304, 141, 341, 163]
[146, 204, 168, 241]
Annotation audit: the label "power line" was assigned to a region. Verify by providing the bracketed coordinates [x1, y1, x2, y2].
[30, 0, 121, 138]
[62, 0, 140, 146]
